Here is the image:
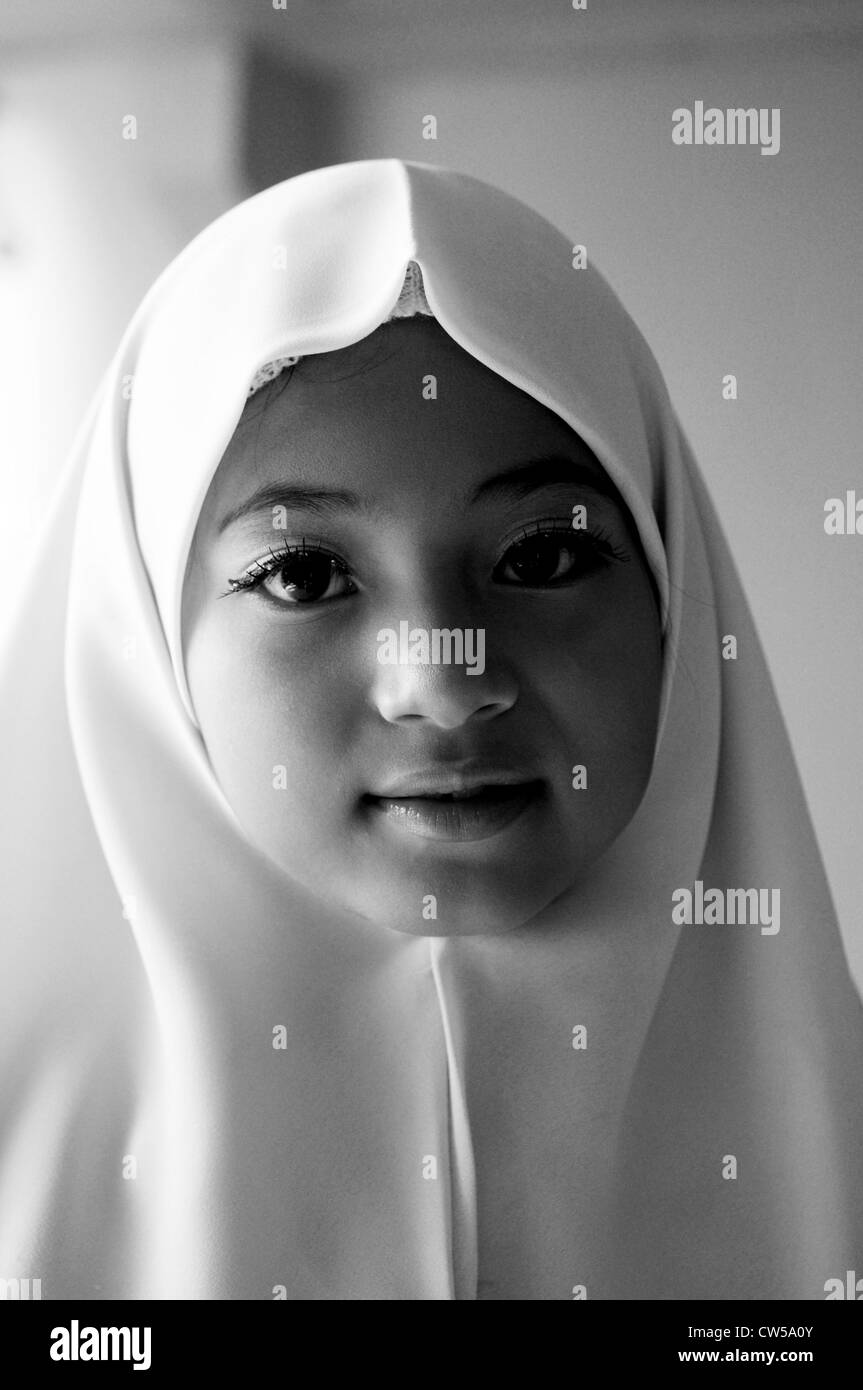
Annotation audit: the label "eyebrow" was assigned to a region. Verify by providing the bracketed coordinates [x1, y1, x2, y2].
[216, 452, 620, 535]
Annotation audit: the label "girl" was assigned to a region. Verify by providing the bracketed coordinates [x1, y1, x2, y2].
[1, 158, 861, 1299]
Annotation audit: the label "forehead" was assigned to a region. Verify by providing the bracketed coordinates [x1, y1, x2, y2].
[199, 317, 607, 522]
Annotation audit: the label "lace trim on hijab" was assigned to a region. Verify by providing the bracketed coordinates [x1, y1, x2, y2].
[245, 260, 434, 398]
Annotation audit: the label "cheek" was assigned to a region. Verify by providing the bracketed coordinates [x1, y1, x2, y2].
[186, 616, 361, 859]
[523, 579, 662, 807]
[578, 584, 664, 801]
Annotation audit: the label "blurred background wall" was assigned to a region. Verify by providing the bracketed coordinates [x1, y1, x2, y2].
[2, 0, 862, 983]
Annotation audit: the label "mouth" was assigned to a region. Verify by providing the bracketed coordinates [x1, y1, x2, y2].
[360, 779, 545, 843]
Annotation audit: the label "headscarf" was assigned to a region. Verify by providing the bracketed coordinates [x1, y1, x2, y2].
[1, 158, 861, 1300]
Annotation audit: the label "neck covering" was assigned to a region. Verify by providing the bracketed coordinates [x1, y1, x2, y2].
[1, 158, 861, 1301]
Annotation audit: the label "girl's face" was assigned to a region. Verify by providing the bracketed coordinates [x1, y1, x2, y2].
[182, 318, 663, 936]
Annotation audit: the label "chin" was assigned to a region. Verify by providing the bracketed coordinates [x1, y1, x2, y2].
[339, 874, 562, 938]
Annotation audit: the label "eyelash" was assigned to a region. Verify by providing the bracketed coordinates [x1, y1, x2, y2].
[221, 520, 630, 604]
[222, 539, 349, 598]
[495, 518, 630, 575]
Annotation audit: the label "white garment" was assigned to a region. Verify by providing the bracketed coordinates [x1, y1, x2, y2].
[1, 158, 861, 1300]
[246, 257, 434, 397]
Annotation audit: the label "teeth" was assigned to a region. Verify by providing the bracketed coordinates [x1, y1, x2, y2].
[371, 784, 526, 802]
[430, 787, 486, 800]
[420, 788, 478, 801]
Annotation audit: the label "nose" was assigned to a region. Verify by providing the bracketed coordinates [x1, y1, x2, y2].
[369, 621, 519, 729]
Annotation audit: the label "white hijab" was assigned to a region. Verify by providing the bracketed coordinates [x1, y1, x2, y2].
[1, 158, 861, 1300]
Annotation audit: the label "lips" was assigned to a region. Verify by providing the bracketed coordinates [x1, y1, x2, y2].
[368, 763, 541, 800]
[361, 765, 544, 843]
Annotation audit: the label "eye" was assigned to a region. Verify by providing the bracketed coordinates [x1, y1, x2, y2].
[225, 542, 358, 606]
[493, 522, 629, 587]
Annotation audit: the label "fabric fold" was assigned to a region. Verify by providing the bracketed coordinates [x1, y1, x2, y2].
[1, 157, 861, 1300]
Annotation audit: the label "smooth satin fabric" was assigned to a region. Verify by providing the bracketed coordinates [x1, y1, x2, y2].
[1, 158, 861, 1300]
